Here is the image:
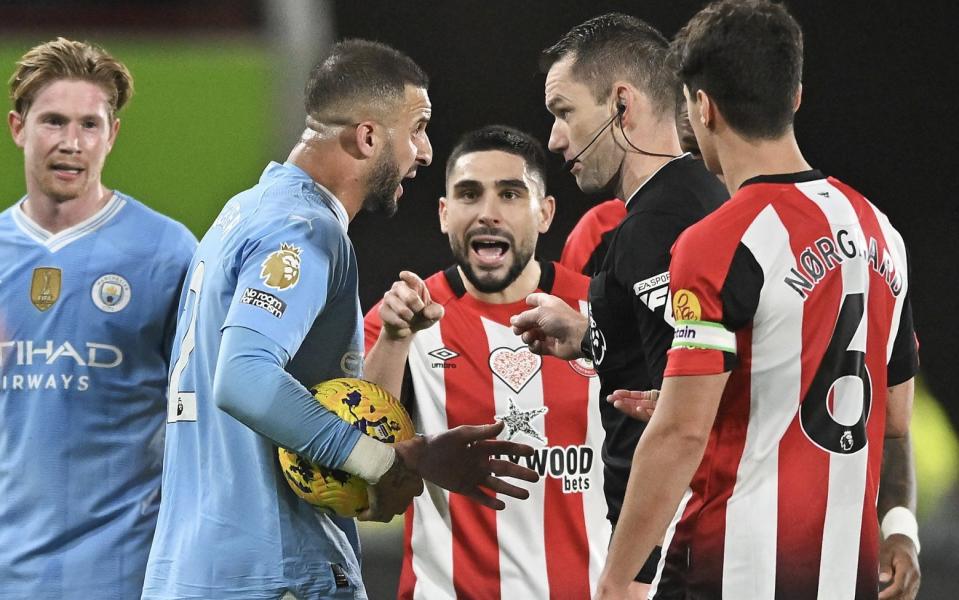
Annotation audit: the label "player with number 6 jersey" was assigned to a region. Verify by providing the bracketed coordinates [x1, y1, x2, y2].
[597, 3, 920, 598]
[652, 171, 918, 598]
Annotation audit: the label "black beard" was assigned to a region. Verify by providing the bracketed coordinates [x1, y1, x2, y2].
[450, 227, 532, 294]
[362, 149, 401, 217]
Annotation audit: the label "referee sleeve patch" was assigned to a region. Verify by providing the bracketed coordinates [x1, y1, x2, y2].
[672, 320, 736, 354]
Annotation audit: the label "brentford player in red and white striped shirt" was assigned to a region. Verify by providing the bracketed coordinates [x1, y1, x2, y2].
[365, 126, 610, 599]
[593, 2, 920, 599]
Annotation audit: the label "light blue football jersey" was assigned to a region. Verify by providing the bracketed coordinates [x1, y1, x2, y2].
[142, 162, 369, 600]
[0, 192, 196, 600]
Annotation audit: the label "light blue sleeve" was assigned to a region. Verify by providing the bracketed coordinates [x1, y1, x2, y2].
[222, 214, 342, 359]
[213, 325, 362, 468]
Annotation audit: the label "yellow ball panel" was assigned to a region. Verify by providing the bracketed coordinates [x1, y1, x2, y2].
[277, 378, 415, 517]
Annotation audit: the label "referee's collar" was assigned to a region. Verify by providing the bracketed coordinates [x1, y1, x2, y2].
[624, 152, 693, 208]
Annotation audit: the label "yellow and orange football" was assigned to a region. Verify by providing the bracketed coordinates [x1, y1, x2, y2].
[278, 378, 415, 517]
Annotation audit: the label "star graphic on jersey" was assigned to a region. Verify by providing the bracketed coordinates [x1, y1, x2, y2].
[495, 398, 548, 444]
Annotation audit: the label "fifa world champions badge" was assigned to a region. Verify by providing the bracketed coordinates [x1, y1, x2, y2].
[30, 267, 62, 311]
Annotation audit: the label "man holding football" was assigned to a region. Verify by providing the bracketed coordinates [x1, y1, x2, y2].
[142, 40, 537, 600]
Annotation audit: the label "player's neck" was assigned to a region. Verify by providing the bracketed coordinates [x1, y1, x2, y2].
[459, 259, 541, 305]
[717, 131, 811, 195]
[22, 184, 112, 234]
[615, 125, 683, 200]
[288, 140, 365, 221]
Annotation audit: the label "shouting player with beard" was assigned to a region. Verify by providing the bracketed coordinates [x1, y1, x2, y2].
[365, 126, 610, 598]
[142, 42, 538, 600]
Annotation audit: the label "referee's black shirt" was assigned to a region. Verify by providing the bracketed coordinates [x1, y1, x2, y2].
[586, 154, 728, 525]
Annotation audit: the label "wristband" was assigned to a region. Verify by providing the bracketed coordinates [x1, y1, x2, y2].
[580, 328, 593, 360]
[881, 506, 920, 554]
[341, 435, 396, 485]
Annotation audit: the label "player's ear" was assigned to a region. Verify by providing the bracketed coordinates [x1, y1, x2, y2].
[8, 110, 25, 148]
[438, 196, 449, 233]
[353, 121, 377, 159]
[537, 195, 556, 234]
[106, 117, 121, 153]
[793, 83, 803, 112]
[695, 89, 715, 130]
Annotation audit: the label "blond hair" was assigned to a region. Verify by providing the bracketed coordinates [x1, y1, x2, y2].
[9, 37, 133, 119]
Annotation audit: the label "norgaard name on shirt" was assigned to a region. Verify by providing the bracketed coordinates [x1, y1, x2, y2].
[784, 229, 902, 300]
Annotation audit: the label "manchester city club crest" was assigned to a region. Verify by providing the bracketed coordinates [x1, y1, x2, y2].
[91, 273, 132, 313]
[30, 267, 62, 311]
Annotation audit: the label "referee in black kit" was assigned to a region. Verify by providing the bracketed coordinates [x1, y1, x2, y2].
[510, 14, 727, 597]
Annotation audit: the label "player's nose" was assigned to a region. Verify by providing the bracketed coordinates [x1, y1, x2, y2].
[416, 133, 433, 167]
[547, 120, 567, 155]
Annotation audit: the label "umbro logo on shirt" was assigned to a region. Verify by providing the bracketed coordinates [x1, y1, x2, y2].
[428, 346, 459, 369]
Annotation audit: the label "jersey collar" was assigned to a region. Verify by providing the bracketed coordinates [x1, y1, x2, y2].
[268, 161, 350, 233]
[739, 169, 825, 188]
[12, 192, 125, 253]
[624, 152, 692, 208]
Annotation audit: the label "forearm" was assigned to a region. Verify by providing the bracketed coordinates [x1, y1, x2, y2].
[878, 431, 917, 517]
[213, 326, 392, 481]
[599, 422, 709, 591]
[598, 373, 727, 595]
[363, 332, 413, 400]
[886, 379, 914, 439]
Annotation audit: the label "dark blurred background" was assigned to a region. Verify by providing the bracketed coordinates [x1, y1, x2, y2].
[2, 1, 956, 598]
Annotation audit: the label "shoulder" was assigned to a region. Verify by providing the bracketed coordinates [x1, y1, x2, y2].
[0, 201, 17, 219]
[828, 176, 898, 233]
[632, 157, 728, 222]
[114, 193, 197, 259]
[424, 269, 457, 305]
[549, 261, 589, 300]
[571, 199, 626, 234]
[116, 192, 186, 228]
[245, 196, 348, 259]
[670, 187, 770, 280]
[0, 204, 16, 233]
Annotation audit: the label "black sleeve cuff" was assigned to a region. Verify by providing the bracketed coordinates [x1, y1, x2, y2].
[635, 545, 662, 583]
[580, 327, 594, 361]
[887, 344, 919, 387]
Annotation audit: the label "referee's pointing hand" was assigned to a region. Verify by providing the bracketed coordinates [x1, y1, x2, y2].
[510, 292, 589, 360]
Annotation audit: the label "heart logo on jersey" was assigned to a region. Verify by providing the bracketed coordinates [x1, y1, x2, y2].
[488, 346, 542, 393]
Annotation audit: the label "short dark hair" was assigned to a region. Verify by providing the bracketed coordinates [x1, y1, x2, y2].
[304, 39, 428, 124]
[541, 13, 676, 118]
[673, 0, 803, 139]
[445, 125, 548, 189]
